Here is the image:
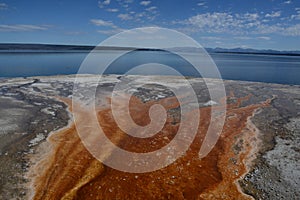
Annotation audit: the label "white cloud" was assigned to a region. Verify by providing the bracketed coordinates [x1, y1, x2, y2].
[97, 28, 124, 35]
[98, 0, 111, 8]
[291, 8, 300, 20]
[257, 36, 271, 40]
[291, 14, 300, 20]
[135, 12, 145, 18]
[64, 31, 85, 35]
[116, 0, 134, 8]
[234, 36, 252, 40]
[187, 13, 233, 29]
[234, 36, 271, 40]
[241, 13, 259, 21]
[106, 8, 119, 12]
[145, 6, 157, 11]
[144, 6, 158, 20]
[90, 19, 117, 28]
[116, 8, 158, 22]
[284, 0, 292, 4]
[112, 0, 158, 22]
[118, 13, 133, 20]
[283, 24, 300, 36]
[265, 11, 281, 18]
[122, 0, 134, 3]
[200, 36, 221, 40]
[91, 18, 124, 36]
[197, 2, 206, 6]
[182, 12, 261, 34]
[140, 1, 151, 6]
[103, 0, 111, 4]
[175, 11, 300, 37]
[0, 24, 48, 32]
[0, 3, 8, 10]
[255, 24, 283, 34]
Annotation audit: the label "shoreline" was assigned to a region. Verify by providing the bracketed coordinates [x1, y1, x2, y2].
[235, 110, 264, 199]
[25, 97, 74, 200]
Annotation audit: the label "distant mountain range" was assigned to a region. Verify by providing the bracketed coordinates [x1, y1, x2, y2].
[0, 43, 132, 51]
[205, 47, 300, 56]
[0, 43, 299, 56]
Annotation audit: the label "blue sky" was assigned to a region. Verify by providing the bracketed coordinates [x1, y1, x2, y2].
[0, 0, 299, 50]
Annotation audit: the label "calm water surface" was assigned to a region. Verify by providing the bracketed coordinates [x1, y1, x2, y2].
[0, 51, 300, 85]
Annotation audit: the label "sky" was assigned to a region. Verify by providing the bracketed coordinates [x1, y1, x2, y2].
[0, 0, 300, 50]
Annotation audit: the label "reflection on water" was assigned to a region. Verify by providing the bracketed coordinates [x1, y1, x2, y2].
[0, 50, 300, 85]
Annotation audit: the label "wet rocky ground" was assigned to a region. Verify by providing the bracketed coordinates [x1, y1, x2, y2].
[0, 75, 299, 199]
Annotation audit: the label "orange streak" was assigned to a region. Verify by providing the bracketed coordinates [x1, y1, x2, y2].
[28, 93, 270, 200]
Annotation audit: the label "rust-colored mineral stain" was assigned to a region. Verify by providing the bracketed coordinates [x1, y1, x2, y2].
[30, 93, 270, 200]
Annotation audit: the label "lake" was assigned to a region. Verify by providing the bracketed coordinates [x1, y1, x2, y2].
[0, 51, 300, 85]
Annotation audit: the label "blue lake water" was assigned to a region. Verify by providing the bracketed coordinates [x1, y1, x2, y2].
[0, 51, 300, 85]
